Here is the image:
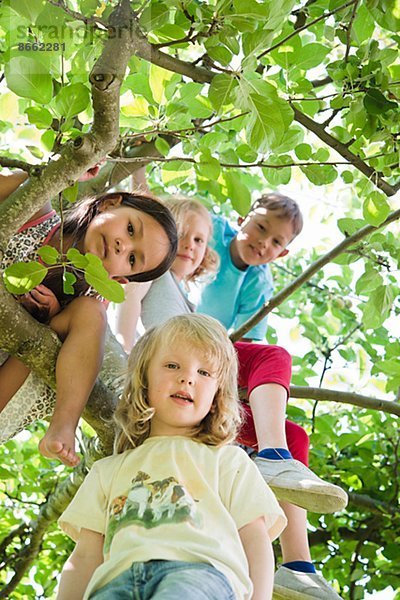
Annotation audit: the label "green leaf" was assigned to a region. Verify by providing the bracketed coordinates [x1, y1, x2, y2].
[63, 270, 76, 295]
[293, 43, 331, 70]
[312, 148, 330, 162]
[207, 45, 232, 67]
[122, 73, 154, 105]
[184, 96, 213, 119]
[66, 248, 88, 270]
[0, 466, 14, 479]
[53, 83, 90, 120]
[224, 171, 251, 216]
[155, 137, 170, 156]
[149, 64, 174, 105]
[376, 358, 400, 378]
[5, 57, 53, 104]
[25, 106, 53, 129]
[262, 155, 292, 186]
[300, 164, 337, 185]
[63, 182, 79, 204]
[236, 144, 258, 163]
[27, 145, 43, 159]
[355, 268, 383, 295]
[84, 255, 125, 302]
[273, 126, 303, 154]
[363, 192, 390, 226]
[196, 151, 221, 180]
[11, 0, 46, 21]
[246, 91, 293, 152]
[139, 3, 170, 31]
[37, 246, 59, 265]
[353, 4, 375, 43]
[3, 261, 47, 294]
[208, 74, 238, 112]
[161, 160, 192, 184]
[341, 170, 354, 184]
[363, 89, 397, 115]
[337, 218, 366, 236]
[361, 285, 395, 329]
[41, 129, 56, 152]
[295, 143, 312, 160]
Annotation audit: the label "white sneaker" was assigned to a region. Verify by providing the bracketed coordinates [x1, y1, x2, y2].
[273, 566, 343, 599]
[254, 457, 348, 513]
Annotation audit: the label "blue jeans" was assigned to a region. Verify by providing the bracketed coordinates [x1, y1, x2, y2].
[89, 560, 235, 599]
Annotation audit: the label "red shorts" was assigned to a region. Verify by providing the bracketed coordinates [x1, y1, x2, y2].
[234, 341, 309, 466]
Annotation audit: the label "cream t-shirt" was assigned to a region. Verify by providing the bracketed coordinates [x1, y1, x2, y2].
[59, 436, 286, 599]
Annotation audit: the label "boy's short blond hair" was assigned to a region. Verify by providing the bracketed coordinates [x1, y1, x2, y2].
[114, 314, 242, 454]
[251, 192, 303, 239]
[165, 197, 219, 282]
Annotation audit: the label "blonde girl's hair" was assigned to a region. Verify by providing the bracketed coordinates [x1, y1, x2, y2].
[114, 314, 242, 454]
[165, 197, 219, 283]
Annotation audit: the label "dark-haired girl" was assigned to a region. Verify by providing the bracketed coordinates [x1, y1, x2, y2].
[0, 171, 177, 467]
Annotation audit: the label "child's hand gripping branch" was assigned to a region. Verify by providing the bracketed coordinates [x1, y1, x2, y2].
[57, 314, 286, 600]
[0, 169, 178, 467]
[19, 284, 61, 323]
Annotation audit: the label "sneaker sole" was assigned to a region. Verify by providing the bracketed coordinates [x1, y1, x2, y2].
[269, 484, 348, 514]
[273, 583, 318, 600]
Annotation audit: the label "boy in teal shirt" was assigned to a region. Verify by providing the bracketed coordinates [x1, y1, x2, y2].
[197, 192, 302, 341]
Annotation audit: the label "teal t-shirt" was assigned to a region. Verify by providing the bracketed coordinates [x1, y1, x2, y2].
[197, 214, 274, 340]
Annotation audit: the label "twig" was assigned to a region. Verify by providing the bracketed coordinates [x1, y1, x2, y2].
[0, 158, 39, 173]
[110, 155, 351, 168]
[344, 0, 360, 63]
[47, 0, 107, 28]
[292, 105, 399, 197]
[257, 0, 358, 59]
[290, 386, 400, 417]
[120, 112, 249, 141]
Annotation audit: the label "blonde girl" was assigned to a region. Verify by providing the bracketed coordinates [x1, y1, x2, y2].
[58, 314, 286, 600]
[110, 196, 218, 353]
[0, 171, 177, 467]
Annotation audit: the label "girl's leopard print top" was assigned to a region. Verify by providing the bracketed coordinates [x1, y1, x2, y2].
[0, 211, 60, 270]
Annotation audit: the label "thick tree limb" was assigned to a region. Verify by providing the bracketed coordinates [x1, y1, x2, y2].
[231, 206, 400, 340]
[0, 282, 123, 450]
[290, 386, 400, 417]
[0, 1, 134, 448]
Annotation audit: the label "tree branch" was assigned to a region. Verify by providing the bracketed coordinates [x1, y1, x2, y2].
[47, 0, 107, 28]
[290, 386, 400, 417]
[0, 1, 134, 245]
[231, 206, 400, 340]
[344, 0, 360, 62]
[0, 439, 104, 598]
[111, 155, 351, 168]
[0, 1, 133, 450]
[291, 106, 399, 197]
[257, 0, 358, 59]
[109, 15, 399, 201]
[0, 157, 38, 173]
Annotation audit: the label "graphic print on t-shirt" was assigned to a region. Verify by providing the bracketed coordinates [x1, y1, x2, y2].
[104, 470, 202, 552]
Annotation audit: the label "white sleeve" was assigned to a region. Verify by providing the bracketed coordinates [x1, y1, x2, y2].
[219, 447, 287, 541]
[58, 463, 108, 542]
